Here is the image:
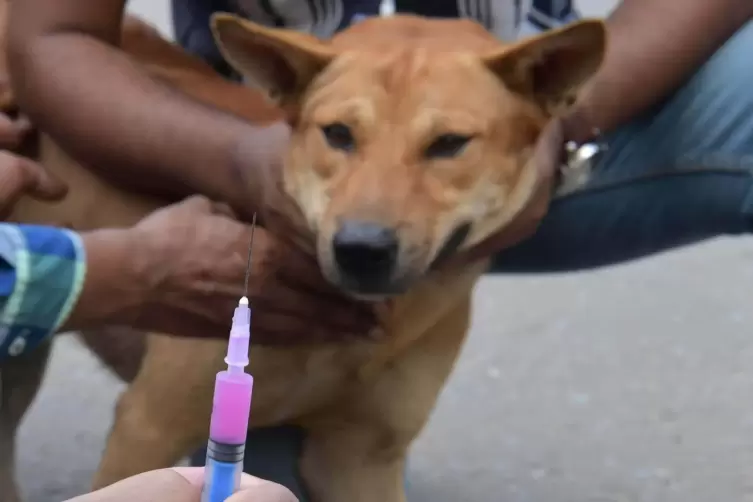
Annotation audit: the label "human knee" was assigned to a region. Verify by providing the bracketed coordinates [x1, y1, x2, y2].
[601, 19, 753, 170]
[674, 19, 753, 154]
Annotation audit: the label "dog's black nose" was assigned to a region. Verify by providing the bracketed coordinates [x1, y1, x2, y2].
[332, 220, 399, 291]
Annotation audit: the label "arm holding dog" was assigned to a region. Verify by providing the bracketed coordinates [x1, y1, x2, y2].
[7, 0, 382, 346]
[463, 0, 753, 260]
[0, 196, 379, 359]
[566, 0, 753, 143]
[7, 0, 287, 217]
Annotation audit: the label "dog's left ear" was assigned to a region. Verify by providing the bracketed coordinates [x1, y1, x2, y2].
[211, 13, 335, 111]
[482, 19, 606, 117]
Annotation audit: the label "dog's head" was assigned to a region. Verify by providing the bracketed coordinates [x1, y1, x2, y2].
[212, 15, 605, 298]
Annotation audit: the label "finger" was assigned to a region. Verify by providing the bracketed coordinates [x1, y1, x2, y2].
[65, 469, 198, 502]
[250, 300, 379, 344]
[270, 271, 380, 330]
[171, 467, 286, 489]
[170, 466, 208, 487]
[158, 297, 378, 344]
[22, 158, 69, 201]
[177, 194, 214, 213]
[230, 477, 299, 502]
[210, 201, 238, 219]
[255, 271, 377, 323]
[262, 261, 381, 333]
[0, 154, 31, 218]
[0, 154, 68, 208]
[170, 467, 298, 502]
[0, 113, 30, 149]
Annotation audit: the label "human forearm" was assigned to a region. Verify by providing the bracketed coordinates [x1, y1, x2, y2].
[566, 0, 753, 143]
[7, 0, 290, 218]
[9, 31, 256, 210]
[59, 228, 143, 332]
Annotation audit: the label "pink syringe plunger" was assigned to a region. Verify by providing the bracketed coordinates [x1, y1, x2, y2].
[208, 297, 254, 446]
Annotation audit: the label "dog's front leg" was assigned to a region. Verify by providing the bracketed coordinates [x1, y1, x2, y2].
[91, 334, 216, 490]
[300, 427, 409, 502]
[299, 297, 472, 502]
[92, 387, 201, 490]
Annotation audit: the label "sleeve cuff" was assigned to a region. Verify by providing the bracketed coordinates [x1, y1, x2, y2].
[0, 225, 87, 358]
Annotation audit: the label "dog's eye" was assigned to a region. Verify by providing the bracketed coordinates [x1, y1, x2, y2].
[321, 123, 355, 152]
[425, 134, 472, 159]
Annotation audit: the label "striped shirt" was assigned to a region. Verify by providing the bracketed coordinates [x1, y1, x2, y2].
[0, 225, 86, 360]
[173, 0, 580, 78]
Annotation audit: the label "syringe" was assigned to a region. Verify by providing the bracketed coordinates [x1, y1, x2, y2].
[201, 215, 257, 502]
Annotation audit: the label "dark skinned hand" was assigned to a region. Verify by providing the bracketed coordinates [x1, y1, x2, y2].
[131, 195, 381, 344]
[65, 467, 297, 502]
[0, 110, 69, 220]
[229, 125, 388, 343]
[0, 44, 68, 220]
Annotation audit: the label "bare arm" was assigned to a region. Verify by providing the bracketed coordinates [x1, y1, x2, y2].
[59, 228, 140, 331]
[7, 0, 286, 217]
[565, 0, 753, 143]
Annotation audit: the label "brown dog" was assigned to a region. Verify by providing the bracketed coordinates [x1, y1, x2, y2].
[1, 12, 605, 502]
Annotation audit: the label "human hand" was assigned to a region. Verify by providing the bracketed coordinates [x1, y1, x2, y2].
[130, 195, 382, 344]
[0, 35, 67, 221]
[64, 467, 297, 502]
[0, 113, 68, 219]
[449, 118, 565, 265]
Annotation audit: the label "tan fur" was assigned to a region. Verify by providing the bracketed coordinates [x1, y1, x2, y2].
[0, 12, 604, 502]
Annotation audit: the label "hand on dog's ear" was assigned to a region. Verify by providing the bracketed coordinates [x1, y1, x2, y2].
[483, 19, 606, 117]
[211, 13, 334, 111]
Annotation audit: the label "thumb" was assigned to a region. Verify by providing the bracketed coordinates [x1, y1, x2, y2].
[0, 154, 67, 203]
[210, 201, 238, 219]
[63, 469, 199, 502]
[177, 194, 215, 214]
[228, 476, 299, 502]
[0, 154, 65, 220]
[0, 112, 30, 149]
[169, 467, 299, 502]
[24, 159, 69, 201]
[175, 195, 238, 220]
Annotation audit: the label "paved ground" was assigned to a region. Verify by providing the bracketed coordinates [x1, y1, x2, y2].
[18, 1, 753, 502]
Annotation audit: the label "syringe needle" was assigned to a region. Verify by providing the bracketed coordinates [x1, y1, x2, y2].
[243, 213, 257, 300]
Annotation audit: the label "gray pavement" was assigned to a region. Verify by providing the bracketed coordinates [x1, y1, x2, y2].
[19, 1, 753, 502]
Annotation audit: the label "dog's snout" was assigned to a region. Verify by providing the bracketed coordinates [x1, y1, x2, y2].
[332, 220, 398, 291]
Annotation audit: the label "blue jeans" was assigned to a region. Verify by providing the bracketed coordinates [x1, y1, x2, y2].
[189, 18, 753, 502]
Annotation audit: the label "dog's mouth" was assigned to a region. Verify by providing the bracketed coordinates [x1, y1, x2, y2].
[321, 221, 472, 299]
[430, 222, 472, 270]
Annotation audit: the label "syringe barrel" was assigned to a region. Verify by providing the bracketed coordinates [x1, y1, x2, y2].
[209, 370, 254, 445]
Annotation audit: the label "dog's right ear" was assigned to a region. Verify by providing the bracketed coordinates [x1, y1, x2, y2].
[482, 19, 606, 117]
[211, 13, 335, 109]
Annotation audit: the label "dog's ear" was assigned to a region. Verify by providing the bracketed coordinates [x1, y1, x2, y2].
[211, 13, 335, 109]
[482, 19, 606, 117]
